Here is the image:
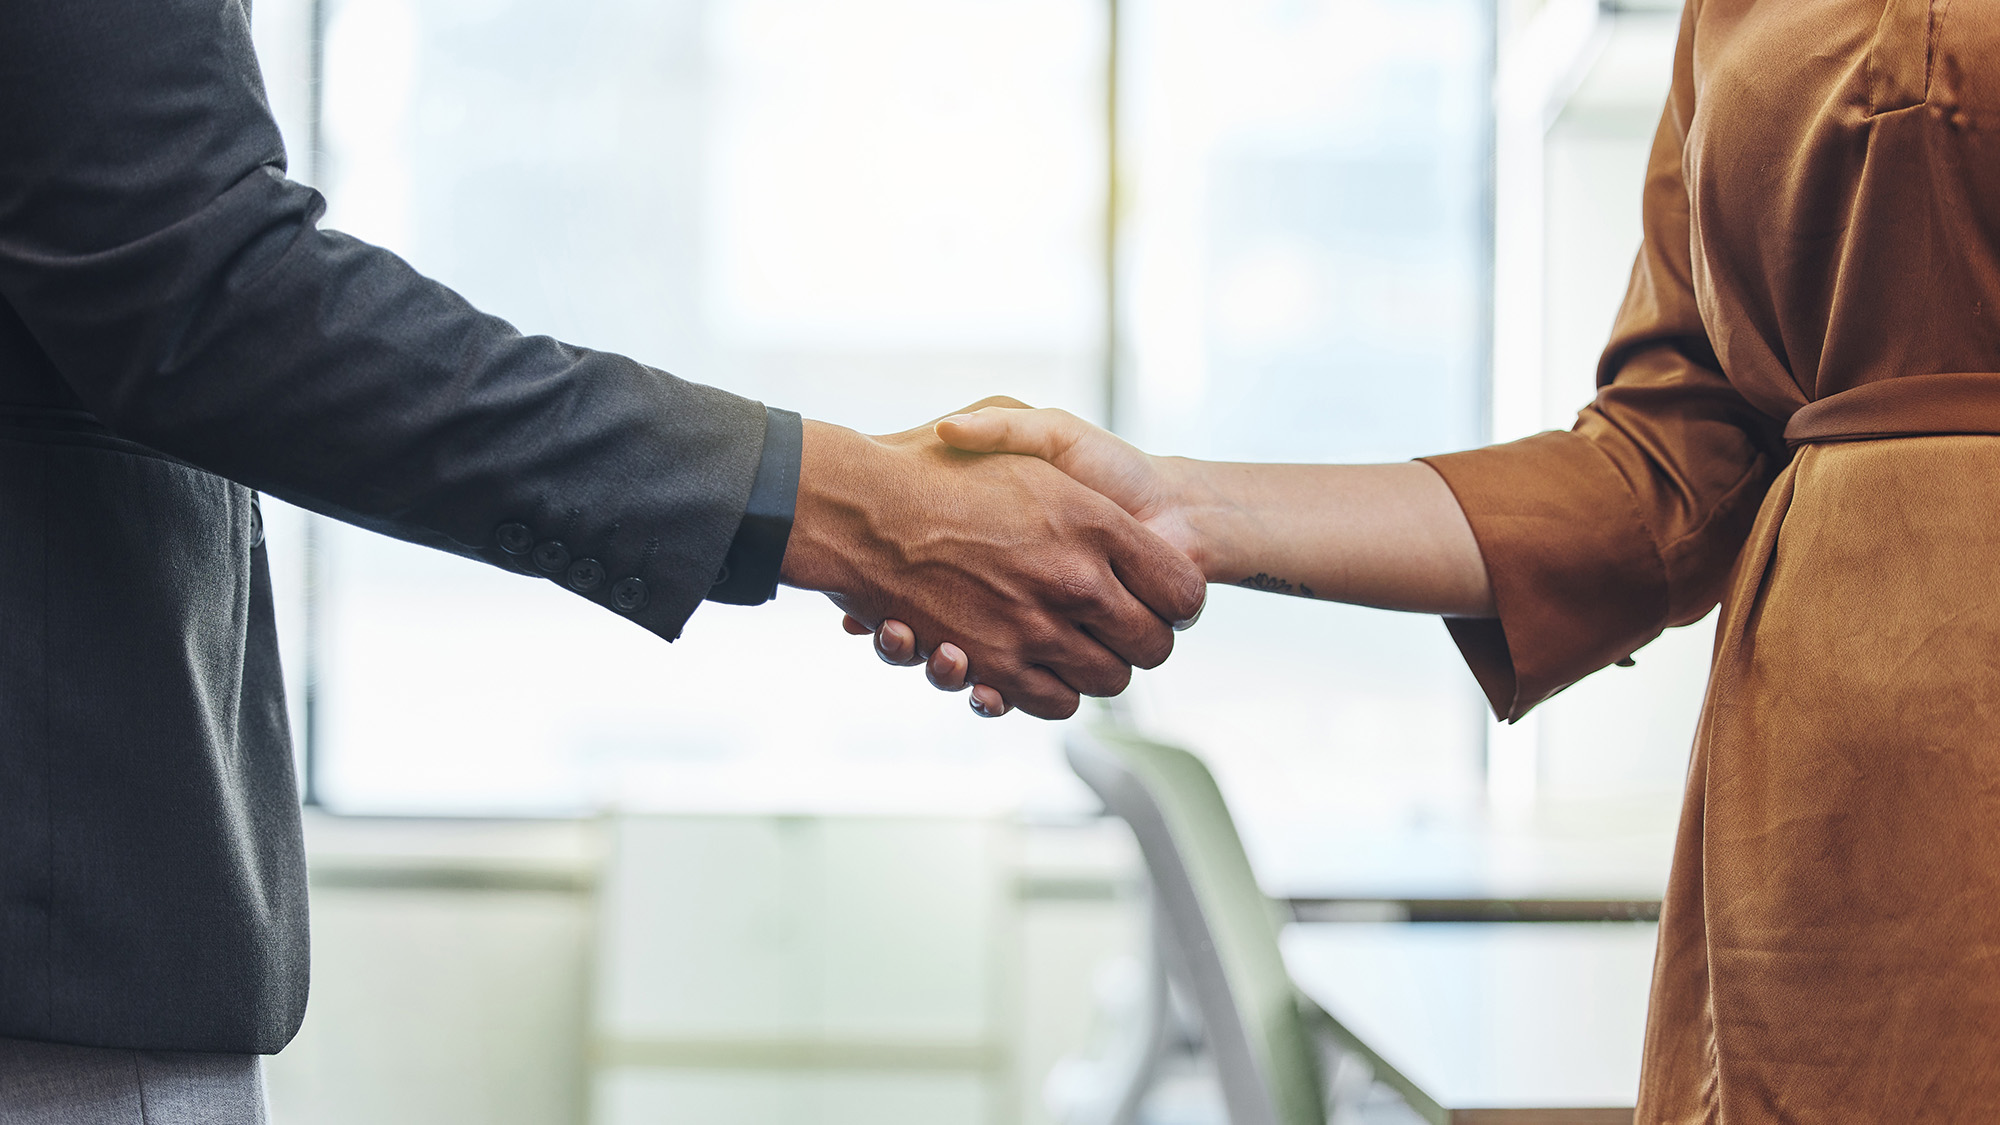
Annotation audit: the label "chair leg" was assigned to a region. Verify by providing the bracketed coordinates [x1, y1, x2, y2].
[1100, 894, 1174, 1125]
[1047, 888, 1176, 1125]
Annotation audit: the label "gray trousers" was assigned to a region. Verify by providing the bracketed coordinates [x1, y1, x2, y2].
[0, 1036, 267, 1124]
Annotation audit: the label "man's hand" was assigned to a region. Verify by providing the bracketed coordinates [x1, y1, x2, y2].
[848, 404, 1208, 716]
[781, 401, 1206, 720]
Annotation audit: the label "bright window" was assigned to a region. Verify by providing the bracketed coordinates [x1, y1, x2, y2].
[276, 0, 1498, 826]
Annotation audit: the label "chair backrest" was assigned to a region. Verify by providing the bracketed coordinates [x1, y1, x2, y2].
[1066, 728, 1324, 1125]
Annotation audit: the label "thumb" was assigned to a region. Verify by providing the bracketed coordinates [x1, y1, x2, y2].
[938, 407, 1163, 522]
[935, 406, 1082, 461]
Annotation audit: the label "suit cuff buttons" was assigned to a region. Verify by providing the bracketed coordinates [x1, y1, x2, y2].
[494, 521, 647, 615]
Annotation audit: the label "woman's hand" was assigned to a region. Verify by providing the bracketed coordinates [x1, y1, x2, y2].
[842, 614, 1011, 716]
[936, 407, 1205, 567]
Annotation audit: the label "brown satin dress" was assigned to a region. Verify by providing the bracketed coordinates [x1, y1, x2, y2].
[1420, 0, 2000, 1119]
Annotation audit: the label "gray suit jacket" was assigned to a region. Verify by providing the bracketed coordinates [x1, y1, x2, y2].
[0, 0, 782, 1052]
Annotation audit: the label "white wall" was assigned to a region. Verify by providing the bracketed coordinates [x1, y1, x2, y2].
[264, 814, 1145, 1125]
[265, 817, 599, 1125]
[591, 816, 1017, 1124]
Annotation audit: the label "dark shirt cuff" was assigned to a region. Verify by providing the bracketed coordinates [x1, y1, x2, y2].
[706, 406, 801, 606]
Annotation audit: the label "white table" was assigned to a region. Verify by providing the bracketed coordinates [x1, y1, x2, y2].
[1282, 921, 1657, 1124]
[1253, 818, 1675, 907]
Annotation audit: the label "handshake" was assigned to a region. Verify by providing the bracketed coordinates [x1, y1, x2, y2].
[777, 396, 1494, 719]
[778, 396, 1209, 721]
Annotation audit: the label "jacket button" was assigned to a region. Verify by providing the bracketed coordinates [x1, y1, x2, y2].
[567, 558, 605, 592]
[532, 540, 571, 575]
[611, 577, 649, 614]
[497, 522, 534, 555]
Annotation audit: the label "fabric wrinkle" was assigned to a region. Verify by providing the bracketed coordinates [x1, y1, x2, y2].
[1424, 2, 2000, 1117]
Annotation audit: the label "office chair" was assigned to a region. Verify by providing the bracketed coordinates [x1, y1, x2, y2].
[1061, 726, 1643, 1125]
[1060, 726, 1326, 1125]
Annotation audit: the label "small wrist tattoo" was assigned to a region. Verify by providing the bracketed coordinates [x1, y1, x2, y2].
[1238, 573, 1315, 599]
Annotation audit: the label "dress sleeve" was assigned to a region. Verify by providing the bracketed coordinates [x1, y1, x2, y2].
[1418, 2, 1788, 721]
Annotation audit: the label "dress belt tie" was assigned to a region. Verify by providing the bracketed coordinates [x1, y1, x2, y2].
[1785, 371, 2000, 446]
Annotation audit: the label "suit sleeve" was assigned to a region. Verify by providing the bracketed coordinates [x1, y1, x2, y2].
[1418, 0, 1788, 720]
[0, 0, 770, 640]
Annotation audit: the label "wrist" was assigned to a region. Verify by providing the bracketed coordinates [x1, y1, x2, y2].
[778, 419, 876, 597]
[1151, 455, 1228, 583]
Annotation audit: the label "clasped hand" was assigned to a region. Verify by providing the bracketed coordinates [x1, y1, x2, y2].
[792, 399, 1496, 717]
[778, 399, 1202, 720]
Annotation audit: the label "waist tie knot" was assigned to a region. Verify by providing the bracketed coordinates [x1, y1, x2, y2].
[1786, 372, 2000, 447]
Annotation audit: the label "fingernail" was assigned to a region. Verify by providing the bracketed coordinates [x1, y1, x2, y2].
[1173, 604, 1204, 632]
[940, 414, 975, 426]
[970, 695, 991, 717]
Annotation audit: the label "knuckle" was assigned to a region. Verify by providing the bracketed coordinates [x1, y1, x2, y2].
[1185, 568, 1208, 607]
[1043, 409, 1089, 455]
[1030, 692, 1081, 721]
[1089, 601, 1173, 669]
[989, 667, 1078, 720]
[980, 660, 1031, 693]
[1086, 662, 1133, 698]
[1021, 617, 1080, 662]
[1129, 626, 1174, 670]
[1053, 648, 1130, 699]
[1042, 563, 1106, 611]
[1168, 569, 1207, 620]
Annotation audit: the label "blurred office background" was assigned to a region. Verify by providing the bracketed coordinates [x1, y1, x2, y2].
[243, 0, 1697, 1121]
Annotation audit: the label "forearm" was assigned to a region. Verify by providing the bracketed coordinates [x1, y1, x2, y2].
[1169, 458, 1496, 618]
[0, 0, 777, 638]
[49, 208, 768, 636]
